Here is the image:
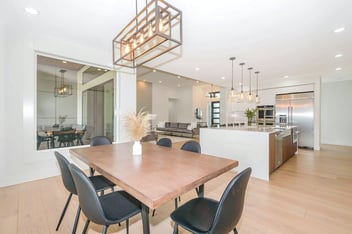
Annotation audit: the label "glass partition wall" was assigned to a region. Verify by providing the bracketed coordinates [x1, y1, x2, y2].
[36, 55, 115, 150]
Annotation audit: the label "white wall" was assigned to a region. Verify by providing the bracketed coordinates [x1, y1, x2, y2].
[152, 84, 193, 123]
[0, 18, 135, 187]
[0, 22, 5, 174]
[321, 80, 352, 146]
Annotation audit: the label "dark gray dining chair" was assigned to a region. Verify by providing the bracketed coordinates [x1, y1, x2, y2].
[89, 136, 112, 176]
[152, 137, 173, 216]
[54, 152, 115, 233]
[171, 167, 252, 234]
[178, 140, 202, 206]
[156, 137, 172, 147]
[69, 163, 142, 234]
[180, 140, 201, 153]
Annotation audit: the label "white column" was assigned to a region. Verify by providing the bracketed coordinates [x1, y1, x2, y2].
[116, 69, 137, 143]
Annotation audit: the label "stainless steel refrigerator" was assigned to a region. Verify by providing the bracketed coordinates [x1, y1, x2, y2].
[275, 92, 314, 149]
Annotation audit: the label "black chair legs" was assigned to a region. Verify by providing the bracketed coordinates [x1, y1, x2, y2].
[56, 193, 73, 231]
[72, 206, 81, 234]
[174, 198, 178, 209]
[102, 225, 108, 234]
[173, 224, 178, 234]
[234, 227, 238, 234]
[82, 219, 90, 234]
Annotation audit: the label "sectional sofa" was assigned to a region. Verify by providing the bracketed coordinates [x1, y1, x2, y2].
[156, 122, 199, 138]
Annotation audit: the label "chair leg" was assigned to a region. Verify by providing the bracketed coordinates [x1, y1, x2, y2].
[233, 227, 238, 234]
[56, 193, 73, 231]
[83, 220, 90, 234]
[152, 209, 156, 216]
[126, 219, 129, 234]
[173, 223, 179, 234]
[174, 198, 178, 209]
[102, 225, 108, 234]
[72, 206, 81, 234]
[89, 167, 95, 176]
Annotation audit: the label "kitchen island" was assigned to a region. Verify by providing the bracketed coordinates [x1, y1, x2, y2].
[200, 126, 297, 181]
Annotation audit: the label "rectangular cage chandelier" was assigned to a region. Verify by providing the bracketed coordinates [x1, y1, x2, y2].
[113, 0, 182, 68]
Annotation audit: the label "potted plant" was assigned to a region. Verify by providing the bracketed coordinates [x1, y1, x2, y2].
[244, 108, 256, 126]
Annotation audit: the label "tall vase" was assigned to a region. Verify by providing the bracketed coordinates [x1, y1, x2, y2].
[133, 141, 142, 155]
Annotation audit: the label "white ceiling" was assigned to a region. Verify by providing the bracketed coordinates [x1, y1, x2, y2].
[2, 0, 352, 89]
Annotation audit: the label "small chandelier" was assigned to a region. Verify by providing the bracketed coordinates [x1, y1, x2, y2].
[113, 0, 182, 68]
[54, 69, 72, 97]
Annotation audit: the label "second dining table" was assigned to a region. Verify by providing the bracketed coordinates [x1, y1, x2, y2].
[70, 141, 238, 234]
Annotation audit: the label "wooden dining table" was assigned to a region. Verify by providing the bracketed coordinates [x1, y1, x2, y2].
[69, 141, 238, 234]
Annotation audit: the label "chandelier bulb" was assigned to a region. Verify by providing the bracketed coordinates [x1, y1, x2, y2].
[124, 44, 130, 54]
[159, 16, 164, 32]
[148, 23, 153, 37]
[139, 33, 144, 44]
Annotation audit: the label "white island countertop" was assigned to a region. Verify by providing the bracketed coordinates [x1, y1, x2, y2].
[208, 125, 293, 133]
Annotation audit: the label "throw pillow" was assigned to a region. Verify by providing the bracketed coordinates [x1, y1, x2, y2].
[190, 122, 197, 129]
[157, 121, 165, 128]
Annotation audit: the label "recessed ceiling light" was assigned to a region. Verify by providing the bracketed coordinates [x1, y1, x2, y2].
[334, 27, 345, 33]
[195, 67, 200, 71]
[196, 81, 199, 83]
[158, 80, 162, 83]
[153, 69, 156, 73]
[335, 54, 343, 58]
[62, 60, 67, 64]
[97, 68, 102, 71]
[104, 69, 108, 72]
[177, 75, 181, 79]
[25, 7, 39, 15]
[336, 67, 342, 71]
[221, 76, 225, 80]
[283, 75, 289, 79]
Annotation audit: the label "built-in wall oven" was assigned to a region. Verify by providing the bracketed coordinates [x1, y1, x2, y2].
[257, 105, 275, 126]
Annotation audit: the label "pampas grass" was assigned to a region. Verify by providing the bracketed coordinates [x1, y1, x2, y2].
[124, 110, 150, 141]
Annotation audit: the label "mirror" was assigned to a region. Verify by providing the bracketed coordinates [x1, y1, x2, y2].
[36, 55, 115, 150]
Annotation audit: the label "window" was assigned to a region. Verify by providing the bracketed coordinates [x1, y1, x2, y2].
[211, 101, 220, 126]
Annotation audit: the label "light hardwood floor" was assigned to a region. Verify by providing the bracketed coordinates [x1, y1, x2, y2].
[1, 143, 351, 234]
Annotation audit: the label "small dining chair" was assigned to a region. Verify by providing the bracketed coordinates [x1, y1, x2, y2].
[180, 140, 201, 153]
[178, 140, 202, 207]
[171, 167, 252, 234]
[69, 163, 142, 234]
[156, 137, 172, 147]
[152, 137, 173, 216]
[89, 136, 112, 176]
[54, 152, 115, 233]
